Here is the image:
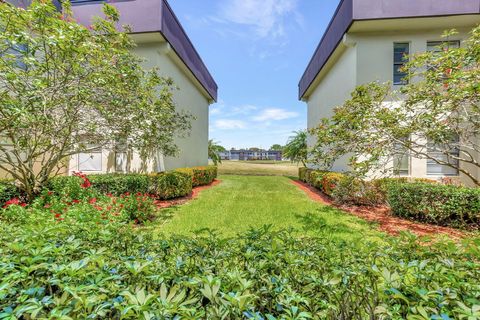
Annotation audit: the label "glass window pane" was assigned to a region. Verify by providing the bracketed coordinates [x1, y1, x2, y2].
[427, 156, 459, 176]
[427, 40, 460, 52]
[115, 152, 127, 172]
[427, 135, 460, 176]
[79, 152, 102, 171]
[394, 43, 409, 63]
[393, 43, 409, 85]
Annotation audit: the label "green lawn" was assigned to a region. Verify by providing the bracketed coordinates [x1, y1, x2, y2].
[215, 160, 301, 176]
[154, 175, 382, 241]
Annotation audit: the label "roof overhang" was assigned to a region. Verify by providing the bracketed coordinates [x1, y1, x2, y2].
[298, 0, 480, 100]
[72, 0, 218, 102]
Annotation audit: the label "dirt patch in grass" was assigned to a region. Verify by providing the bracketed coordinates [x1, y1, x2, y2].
[291, 179, 465, 239]
[155, 180, 222, 209]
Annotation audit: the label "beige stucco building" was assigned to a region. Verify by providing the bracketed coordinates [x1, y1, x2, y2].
[67, 0, 217, 175]
[299, 0, 480, 185]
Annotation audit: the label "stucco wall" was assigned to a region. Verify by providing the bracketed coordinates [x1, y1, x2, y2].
[306, 43, 357, 172]
[133, 41, 210, 170]
[306, 25, 480, 185]
[354, 28, 476, 184]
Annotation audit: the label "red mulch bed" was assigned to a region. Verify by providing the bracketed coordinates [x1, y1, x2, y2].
[154, 179, 222, 209]
[291, 180, 465, 239]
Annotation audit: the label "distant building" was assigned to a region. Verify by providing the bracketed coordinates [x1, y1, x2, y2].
[219, 149, 282, 161]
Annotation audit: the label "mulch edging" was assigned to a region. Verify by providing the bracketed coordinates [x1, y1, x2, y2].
[291, 179, 465, 239]
[154, 179, 222, 209]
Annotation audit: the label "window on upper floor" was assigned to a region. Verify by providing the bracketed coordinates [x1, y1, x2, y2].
[427, 40, 460, 53]
[393, 43, 410, 85]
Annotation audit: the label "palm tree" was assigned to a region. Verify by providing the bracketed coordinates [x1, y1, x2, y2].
[208, 140, 226, 165]
[283, 130, 308, 167]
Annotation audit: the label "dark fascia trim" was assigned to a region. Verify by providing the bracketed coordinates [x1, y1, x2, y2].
[159, 0, 218, 102]
[72, 0, 218, 102]
[298, 0, 480, 100]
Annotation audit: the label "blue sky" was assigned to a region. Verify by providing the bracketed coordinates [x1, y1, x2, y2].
[169, 0, 340, 149]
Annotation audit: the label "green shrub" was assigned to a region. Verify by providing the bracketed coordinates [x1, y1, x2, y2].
[176, 166, 217, 187]
[149, 171, 192, 200]
[298, 167, 313, 182]
[48, 172, 193, 201]
[387, 182, 480, 228]
[0, 215, 479, 319]
[116, 193, 157, 223]
[46, 175, 96, 201]
[88, 174, 150, 195]
[0, 179, 21, 207]
[332, 176, 384, 206]
[307, 171, 345, 196]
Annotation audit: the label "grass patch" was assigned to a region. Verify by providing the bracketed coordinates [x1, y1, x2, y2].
[216, 160, 301, 176]
[155, 175, 381, 241]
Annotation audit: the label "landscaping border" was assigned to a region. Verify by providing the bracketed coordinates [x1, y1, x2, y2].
[292, 179, 465, 239]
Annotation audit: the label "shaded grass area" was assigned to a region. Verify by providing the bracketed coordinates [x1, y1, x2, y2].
[155, 175, 382, 241]
[216, 160, 301, 177]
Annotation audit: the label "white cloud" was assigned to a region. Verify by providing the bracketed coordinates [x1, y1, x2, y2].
[253, 108, 298, 122]
[219, 0, 299, 39]
[214, 119, 247, 130]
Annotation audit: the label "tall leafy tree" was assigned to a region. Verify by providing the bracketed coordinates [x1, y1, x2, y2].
[270, 144, 284, 151]
[208, 140, 225, 165]
[311, 27, 480, 185]
[284, 130, 307, 167]
[0, 1, 192, 199]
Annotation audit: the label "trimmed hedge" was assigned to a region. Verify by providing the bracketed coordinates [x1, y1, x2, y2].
[299, 168, 480, 228]
[298, 167, 312, 182]
[46, 166, 217, 201]
[88, 174, 150, 195]
[175, 165, 217, 187]
[387, 182, 480, 228]
[0, 179, 20, 208]
[48, 172, 192, 200]
[149, 172, 192, 200]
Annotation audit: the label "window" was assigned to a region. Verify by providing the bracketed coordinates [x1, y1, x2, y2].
[115, 141, 128, 172]
[78, 145, 102, 172]
[115, 153, 127, 172]
[427, 40, 460, 53]
[393, 43, 410, 85]
[427, 136, 460, 176]
[393, 138, 410, 176]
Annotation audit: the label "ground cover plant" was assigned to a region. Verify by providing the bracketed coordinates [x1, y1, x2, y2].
[1, 205, 480, 319]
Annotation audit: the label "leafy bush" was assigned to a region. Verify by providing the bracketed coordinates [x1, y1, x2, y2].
[298, 167, 313, 182]
[388, 182, 480, 228]
[307, 171, 345, 196]
[0, 213, 479, 319]
[88, 174, 150, 195]
[176, 166, 217, 187]
[332, 176, 385, 206]
[149, 172, 192, 200]
[48, 172, 193, 201]
[0, 179, 20, 208]
[115, 193, 157, 223]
